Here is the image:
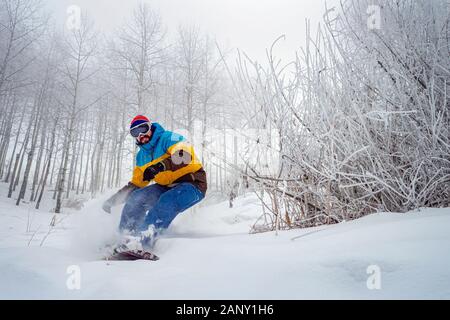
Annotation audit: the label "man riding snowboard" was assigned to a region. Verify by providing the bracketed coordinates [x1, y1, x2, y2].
[102, 115, 207, 252]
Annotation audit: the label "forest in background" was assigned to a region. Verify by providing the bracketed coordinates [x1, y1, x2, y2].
[0, 0, 448, 232]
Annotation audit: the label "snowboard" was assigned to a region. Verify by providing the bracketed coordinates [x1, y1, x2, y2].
[105, 249, 159, 261]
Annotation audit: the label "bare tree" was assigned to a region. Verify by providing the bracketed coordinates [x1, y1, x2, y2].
[0, 0, 47, 95]
[54, 15, 98, 213]
[174, 25, 204, 134]
[111, 3, 165, 114]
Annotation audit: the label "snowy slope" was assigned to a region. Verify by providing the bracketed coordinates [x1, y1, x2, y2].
[0, 182, 449, 299]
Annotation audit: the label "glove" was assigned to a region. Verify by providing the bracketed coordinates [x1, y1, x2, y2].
[102, 200, 112, 214]
[101, 183, 138, 214]
[143, 162, 165, 181]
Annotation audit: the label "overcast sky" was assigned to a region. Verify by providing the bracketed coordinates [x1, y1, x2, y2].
[45, 0, 339, 63]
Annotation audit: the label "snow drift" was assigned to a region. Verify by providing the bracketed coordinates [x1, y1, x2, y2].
[0, 188, 449, 299]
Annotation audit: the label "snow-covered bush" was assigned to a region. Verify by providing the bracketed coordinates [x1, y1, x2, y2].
[236, 0, 450, 231]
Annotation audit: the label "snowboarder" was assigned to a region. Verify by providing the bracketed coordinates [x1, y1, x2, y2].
[102, 115, 207, 253]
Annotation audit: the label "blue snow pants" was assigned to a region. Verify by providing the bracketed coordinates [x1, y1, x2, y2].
[119, 182, 204, 234]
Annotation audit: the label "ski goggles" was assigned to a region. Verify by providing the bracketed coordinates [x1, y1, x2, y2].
[130, 122, 151, 137]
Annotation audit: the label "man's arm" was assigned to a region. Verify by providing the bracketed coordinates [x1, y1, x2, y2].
[102, 182, 138, 213]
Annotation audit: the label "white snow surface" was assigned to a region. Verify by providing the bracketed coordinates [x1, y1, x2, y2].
[0, 182, 449, 299]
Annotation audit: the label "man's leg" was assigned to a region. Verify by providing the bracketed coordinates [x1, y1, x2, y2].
[119, 184, 168, 233]
[140, 183, 204, 248]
